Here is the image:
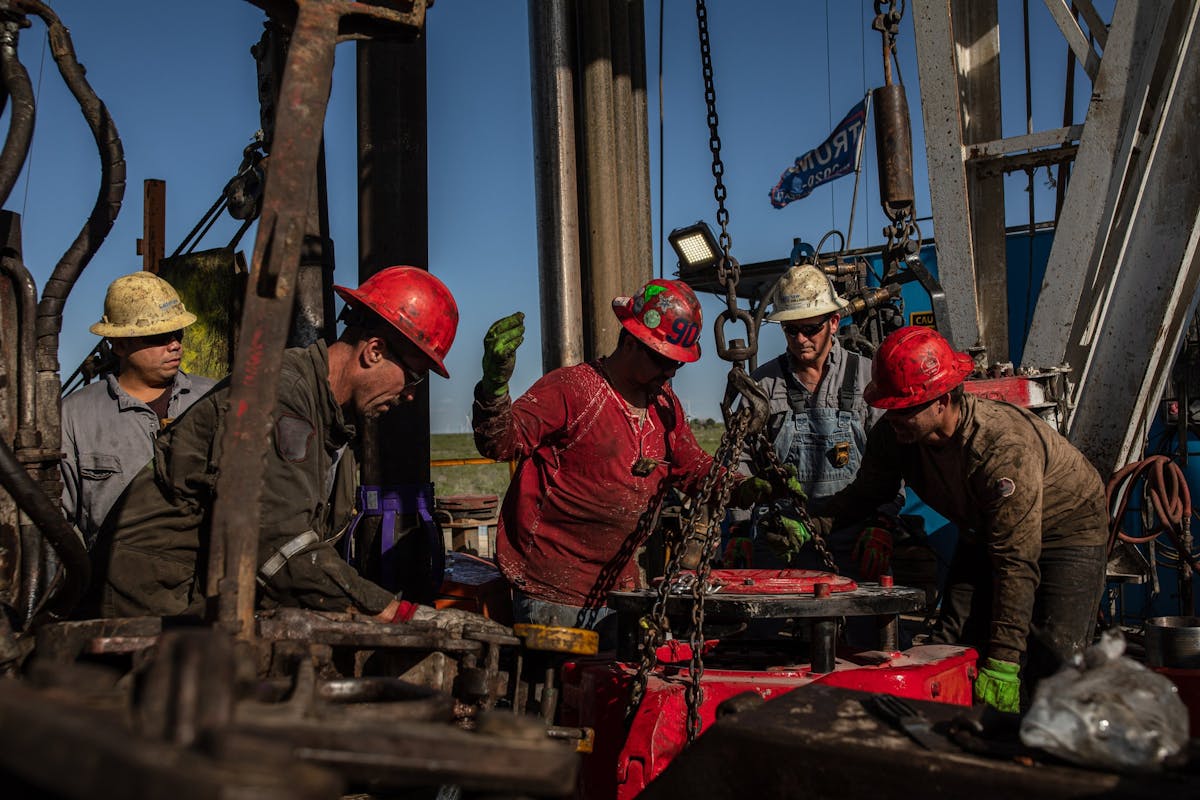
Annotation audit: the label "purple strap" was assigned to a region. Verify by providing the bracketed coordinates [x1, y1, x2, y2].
[344, 483, 442, 592]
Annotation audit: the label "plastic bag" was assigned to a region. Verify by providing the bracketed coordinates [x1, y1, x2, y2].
[1019, 629, 1189, 772]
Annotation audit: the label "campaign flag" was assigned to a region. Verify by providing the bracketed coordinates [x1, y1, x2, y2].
[769, 99, 867, 209]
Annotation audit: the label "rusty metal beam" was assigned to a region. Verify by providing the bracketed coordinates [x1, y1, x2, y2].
[210, 0, 427, 637]
[140, 179, 165, 274]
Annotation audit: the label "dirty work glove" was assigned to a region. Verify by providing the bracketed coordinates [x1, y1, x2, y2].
[852, 521, 894, 581]
[777, 464, 807, 504]
[974, 658, 1021, 713]
[480, 312, 525, 397]
[731, 476, 773, 509]
[763, 514, 811, 563]
[411, 605, 513, 638]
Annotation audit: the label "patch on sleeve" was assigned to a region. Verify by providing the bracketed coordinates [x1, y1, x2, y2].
[993, 477, 1016, 499]
[275, 413, 315, 463]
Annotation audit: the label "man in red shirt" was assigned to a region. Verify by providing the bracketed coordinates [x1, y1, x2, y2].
[474, 279, 755, 636]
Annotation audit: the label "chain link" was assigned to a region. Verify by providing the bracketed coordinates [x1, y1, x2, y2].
[696, 0, 732, 262]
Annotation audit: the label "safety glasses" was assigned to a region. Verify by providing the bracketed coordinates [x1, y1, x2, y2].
[781, 318, 830, 339]
[139, 329, 184, 347]
[383, 342, 428, 387]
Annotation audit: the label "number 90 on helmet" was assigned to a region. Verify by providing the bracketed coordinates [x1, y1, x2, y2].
[611, 278, 703, 363]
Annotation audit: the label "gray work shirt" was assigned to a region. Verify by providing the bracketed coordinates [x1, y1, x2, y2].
[60, 370, 216, 546]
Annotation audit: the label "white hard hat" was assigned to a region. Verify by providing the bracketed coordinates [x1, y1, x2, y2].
[766, 264, 849, 322]
[89, 271, 198, 338]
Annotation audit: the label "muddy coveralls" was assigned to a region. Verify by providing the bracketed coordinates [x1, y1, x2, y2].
[734, 341, 901, 571]
[473, 360, 713, 631]
[93, 341, 395, 618]
[813, 393, 1108, 684]
[61, 370, 215, 547]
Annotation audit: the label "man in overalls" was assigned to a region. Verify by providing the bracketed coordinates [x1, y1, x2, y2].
[734, 265, 901, 578]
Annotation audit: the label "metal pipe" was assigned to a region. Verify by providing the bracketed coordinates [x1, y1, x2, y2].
[628, 0, 653, 289]
[356, 27, 432, 599]
[0, 437, 88, 619]
[872, 83, 914, 220]
[0, 238, 39, 444]
[610, 0, 640, 296]
[0, 20, 35, 209]
[528, 0, 584, 370]
[578, 0, 623, 359]
[811, 618, 837, 674]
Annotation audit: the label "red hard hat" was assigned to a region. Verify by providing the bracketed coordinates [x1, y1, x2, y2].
[334, 266, 459, 378]
[864, 326, 974, 409]
[612, 278, 703, 363]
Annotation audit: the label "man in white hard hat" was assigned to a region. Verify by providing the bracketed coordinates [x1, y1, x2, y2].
[60, 271, 216, 547]
[734, 264, 902, 578]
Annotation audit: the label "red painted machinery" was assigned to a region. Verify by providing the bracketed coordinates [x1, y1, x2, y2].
[555, 570, 979, 799]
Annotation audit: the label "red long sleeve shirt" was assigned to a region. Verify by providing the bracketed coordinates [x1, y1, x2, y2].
[473, 360, 714, 606]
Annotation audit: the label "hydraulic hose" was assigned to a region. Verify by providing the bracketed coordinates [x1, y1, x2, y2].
[20, 0, 125, 370]
[0, 18, 35, 208]
[1106, 455, 1195, 572]
[0, 437, 89, 618]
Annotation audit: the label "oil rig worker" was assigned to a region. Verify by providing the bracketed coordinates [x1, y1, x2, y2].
[473, 278, 772, 639]
[732, 264, 902, 578]
[61, 271, 216, 548]
[803, 325, 1108, 713]
[93, 267, 504, 634]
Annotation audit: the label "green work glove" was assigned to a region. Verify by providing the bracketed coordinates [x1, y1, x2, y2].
[763, 514, 811, 563]
[779, 464, 807, 503]
[731, 476, 773, 508]
[480, 312, 525, 397]
[974, 658, 1021, 713]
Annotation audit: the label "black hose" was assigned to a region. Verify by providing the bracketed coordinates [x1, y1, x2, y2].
[0, 437, 89, 618]
[22, 1, 125, 363]
[0, 257, 37, 437]
[0, 19, 35, 208]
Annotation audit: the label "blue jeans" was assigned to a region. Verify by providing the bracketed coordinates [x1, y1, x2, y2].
[511, 590, 618, 650]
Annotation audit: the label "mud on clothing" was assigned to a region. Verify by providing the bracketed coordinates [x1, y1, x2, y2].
[61, 370, 215, 548]
[814, 393, 1108, 664]
[473, 360, 714, 608]
[94, 341, 395, 618]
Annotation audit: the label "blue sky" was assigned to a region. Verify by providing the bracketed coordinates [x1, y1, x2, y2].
[13, 1, 1100, 431]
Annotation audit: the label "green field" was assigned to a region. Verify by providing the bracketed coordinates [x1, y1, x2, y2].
[431, 423, 726, 500]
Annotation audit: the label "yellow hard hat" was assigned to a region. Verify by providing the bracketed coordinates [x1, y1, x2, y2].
[767, 264, 849, 322]
[89, 271, 198, 338]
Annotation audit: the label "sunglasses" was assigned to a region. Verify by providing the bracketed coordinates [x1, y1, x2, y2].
[139, 329, 184, 346]
[781, 318, 830, 338]
[641, 342, 684, 371]
[885, 398, 937, 418]
[384, 342, 427, 387]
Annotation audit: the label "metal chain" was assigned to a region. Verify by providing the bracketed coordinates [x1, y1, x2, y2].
[757, 442, 837, 574]
[628, 398, 748, 734]
[627, 0, 769, 743]
[696, 0, 732, 266]
[683, 404, 751, 740]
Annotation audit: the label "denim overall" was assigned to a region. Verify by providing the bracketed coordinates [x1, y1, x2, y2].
[752, 352, 867, 567]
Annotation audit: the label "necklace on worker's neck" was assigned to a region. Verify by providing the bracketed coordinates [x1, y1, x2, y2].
[597, 359, 657, 476]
